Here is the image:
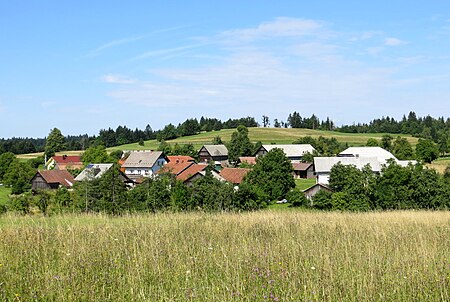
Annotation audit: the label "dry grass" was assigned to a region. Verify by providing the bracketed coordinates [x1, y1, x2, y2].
[0, 210, 448, 301]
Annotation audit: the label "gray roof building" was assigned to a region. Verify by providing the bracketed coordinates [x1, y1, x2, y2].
[121, 151, 166, 168]
[255, 144, 315, 160]
[75, 163, 113, 181]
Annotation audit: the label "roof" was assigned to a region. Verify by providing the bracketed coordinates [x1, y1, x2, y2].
[303, 183, 333, 193]
[184, 169, 225, 183]
[314, 156, 383, 173]
[51, 155, 82, 164]
[121, 151, 165, 168]
[239, 156, 257, 165]
[200, 145, 228, 156]
[36, 170, 75, 187]
[75, 163, 113, 181]
[219, 168, 250, 184]
[292, 162, 313, 171]
[177, 164, 209, 181]
[259, 144, 315, 157]
[159, 161, 194, 175]
[167, 155, 195, 163]
[339, 147, 396, 162]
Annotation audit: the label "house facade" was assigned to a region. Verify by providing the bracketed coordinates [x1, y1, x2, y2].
[46, 155, 84, 170]
[198, 145, 228, 163]
[292, 162, 315, 179]
[121, 151, 167, 177]
[31, 170, 75, 191]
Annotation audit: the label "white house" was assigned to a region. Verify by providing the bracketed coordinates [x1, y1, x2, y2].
[315, 146, 416, 185]
[121, 151, 168, 177]
[75, 163, 114, 181]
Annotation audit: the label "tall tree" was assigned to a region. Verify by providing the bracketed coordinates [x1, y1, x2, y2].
[415, 139, 439, 163]
[227, 125, 254, 163]
[45, 128, 66, 157]
[244, 148, 295, 201]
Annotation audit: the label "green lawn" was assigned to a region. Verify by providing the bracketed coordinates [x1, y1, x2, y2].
[295, 178, 316, 190]
[0, 186, 11, 206]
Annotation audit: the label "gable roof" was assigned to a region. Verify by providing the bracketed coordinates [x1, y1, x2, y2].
[121, 151, 165, 168]
[303, 183, 333, 193]
[177, 164, 209, 181]
[200, 145, 228, 156]
[36, 170, 75, 187]
[167, 155, 195, 163]
[292, 162, 313, 171]
[51, 155, 82, 164]
[184, 169, 225, 184]
[259, 144, 315, 157]
[159, 161, 194, 176]
[339, 147, 396, 162]
[75, 163, 113, 181]
[314, 156, 382, 173]
[219, 168, 250, 184]
[239, 156, 257, 165]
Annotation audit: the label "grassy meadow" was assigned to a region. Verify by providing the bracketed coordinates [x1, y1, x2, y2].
[107, 127, 419, 152]
[0, 186, 11, 207]
[0, 210, 448, 301]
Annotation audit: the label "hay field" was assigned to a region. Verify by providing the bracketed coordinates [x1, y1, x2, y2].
[0, 210, 448, 301]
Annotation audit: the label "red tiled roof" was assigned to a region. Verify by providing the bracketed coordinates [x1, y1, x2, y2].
[219, 168, 250, 184]
[38, 170, 75, 187]
[52, 155, 82, 164]
[167, 155, 195, 163]
[159, 161, 194, 175]
[239, 157, 257, 165]
[292, 162, 313, 171]
[177, 164, 208, 181]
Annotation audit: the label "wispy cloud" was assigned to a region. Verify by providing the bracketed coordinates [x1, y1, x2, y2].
[384, 37, 406, 46]
[129, 43, 207, 61]
[103, 17, 442, 124]
[101, 74, 135, 84]
[87, 26, 186, 57]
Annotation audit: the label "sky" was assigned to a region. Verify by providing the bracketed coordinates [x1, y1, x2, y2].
[1, 1, 450, 138]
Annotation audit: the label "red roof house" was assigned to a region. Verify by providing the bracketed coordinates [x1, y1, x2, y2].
[219, 168, 250, 184]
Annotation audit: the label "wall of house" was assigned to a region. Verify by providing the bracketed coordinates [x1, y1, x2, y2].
[31, 175, 51, 191]
[317, 173, 330, 185]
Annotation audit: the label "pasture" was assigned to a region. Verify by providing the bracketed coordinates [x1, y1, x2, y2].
[108, 127, 419, 152]
[0, 210, 448, 301]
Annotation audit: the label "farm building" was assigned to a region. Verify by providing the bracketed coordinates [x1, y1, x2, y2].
[219, 168, 250, 185]
[31, 170, 75, 191]
[254, 144, 315, 161]
[75, 164, 134, 186]
[198, 145, 228, 164]
[45, 155, 83, 170]
[292, 162, 315, 179]
[238, 156, 257, 166]
[121, 151, 168, 177]
[303, 183, 333, 201]
[176, 163, 224, 186]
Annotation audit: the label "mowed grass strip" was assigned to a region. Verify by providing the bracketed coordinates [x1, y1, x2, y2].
[0, 211, 448, 301]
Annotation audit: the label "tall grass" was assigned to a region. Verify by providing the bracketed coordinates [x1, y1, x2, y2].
[0, 211, 448, 301]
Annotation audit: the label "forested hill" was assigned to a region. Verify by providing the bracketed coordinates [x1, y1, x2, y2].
[1, 111, 449, 155]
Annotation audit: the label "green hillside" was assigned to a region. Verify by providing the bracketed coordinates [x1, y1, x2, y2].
[107, 127, 419, 152]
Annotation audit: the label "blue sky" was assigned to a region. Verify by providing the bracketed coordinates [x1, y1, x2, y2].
[1, 1, 450, 138]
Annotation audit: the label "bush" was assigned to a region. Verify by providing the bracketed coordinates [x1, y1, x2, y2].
[287, 188, 308, 207]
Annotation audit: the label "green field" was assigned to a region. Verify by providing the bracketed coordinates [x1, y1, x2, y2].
[0, 186, 11, 206]
[427, 156, 450, 174]
[295, 178, 316, 190]
[107, 127, 419, 152]
[0, 211, 447, 301]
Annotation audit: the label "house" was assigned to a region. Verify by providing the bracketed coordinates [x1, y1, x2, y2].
[292, 162, 315, 179]
[338, 147, 396, 162]
[314, 156, 382, 185]
[303, 183, 333, 201]
[46, 155, 84, 170]
[167, 155, 195, 163]
[31, 170, 75, 191]
[121, 151, 168, 177]
[254, 144, 315, 161]
[219, 168, 250, 185]
[74, 163, 134, 186]
[176, 163, 224, 186]
[198, 145, 228, 163]
[158, 160, 195, 177]
[238, 156, 257, 166]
